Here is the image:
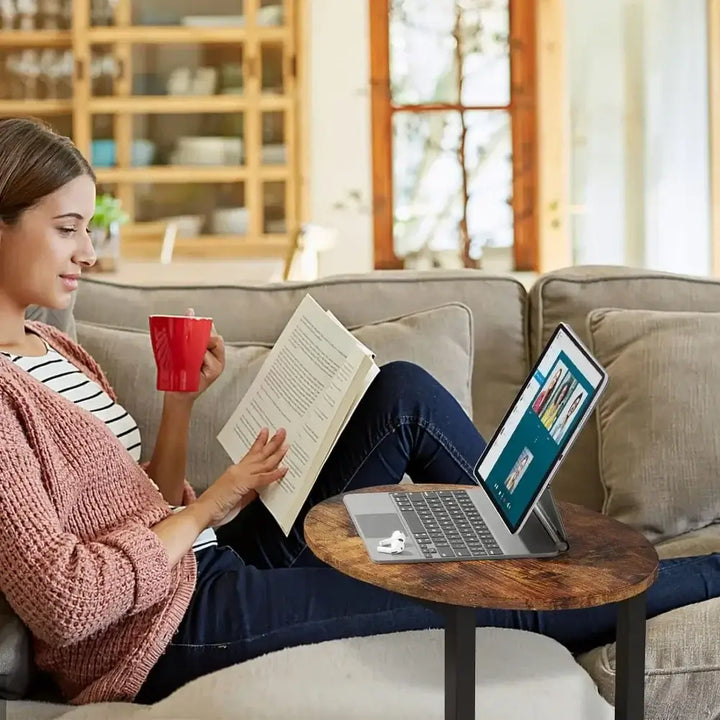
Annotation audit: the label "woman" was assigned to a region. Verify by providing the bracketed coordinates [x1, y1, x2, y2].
[550, 394, 583, 443]
[504, 453, 530, 493]
[1, 118, 719, 707]
[540, 378, 574, 430]
[532, 366, 562, 415]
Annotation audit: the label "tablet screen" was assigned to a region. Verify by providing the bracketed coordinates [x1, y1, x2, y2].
[475, 325, 606, 533]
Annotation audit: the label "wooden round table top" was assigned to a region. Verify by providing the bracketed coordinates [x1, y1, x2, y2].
[303, 484, 659, 611]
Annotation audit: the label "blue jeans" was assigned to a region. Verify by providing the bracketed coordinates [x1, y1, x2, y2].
[135, 362, 720, 704]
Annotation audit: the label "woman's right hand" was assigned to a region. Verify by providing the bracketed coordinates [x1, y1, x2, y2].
[196, 427, 289, 528]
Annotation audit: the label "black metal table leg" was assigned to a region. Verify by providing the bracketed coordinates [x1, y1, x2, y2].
[615, 592, 647, 720]
[444, 605, 476, 720]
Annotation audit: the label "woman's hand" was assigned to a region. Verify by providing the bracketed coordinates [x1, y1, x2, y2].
[196, 427, 289, 528]
[165, 308, 226, 404]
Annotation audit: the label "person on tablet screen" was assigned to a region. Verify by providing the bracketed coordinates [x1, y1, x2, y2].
[532, 366, 563, 416]
[504, 451, 531, 493]
[540, 376, 574, 429]
[550, 393, 584, 443]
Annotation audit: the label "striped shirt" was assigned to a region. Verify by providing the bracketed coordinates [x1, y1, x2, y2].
[1, 338, 217, 553]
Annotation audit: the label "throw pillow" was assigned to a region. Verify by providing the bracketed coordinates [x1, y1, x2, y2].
[76, 302, 474, 494]
[586, 308, 720, 543]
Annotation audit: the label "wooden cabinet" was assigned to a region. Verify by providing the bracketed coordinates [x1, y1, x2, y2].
[0, 0, 303, 261]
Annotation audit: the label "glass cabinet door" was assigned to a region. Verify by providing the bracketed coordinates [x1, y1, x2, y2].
[73, 0, 299, 258]
[0, 3, 74, 125]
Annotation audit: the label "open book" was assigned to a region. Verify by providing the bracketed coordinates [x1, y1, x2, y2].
[217, 294, 379, 535]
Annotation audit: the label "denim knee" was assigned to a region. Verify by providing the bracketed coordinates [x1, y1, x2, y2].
[369, 361, 444, 417]
[375, 361, 437, 395]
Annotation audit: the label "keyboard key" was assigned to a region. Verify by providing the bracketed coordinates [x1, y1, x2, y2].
[436, 546, 456, 558]
[399, 511, 424, 534]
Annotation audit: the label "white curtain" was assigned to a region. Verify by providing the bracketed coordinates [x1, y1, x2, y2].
[567, 0, 711, 275]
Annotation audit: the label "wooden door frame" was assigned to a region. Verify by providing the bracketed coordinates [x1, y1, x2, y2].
[368, 0, 397, 269]
[710, 0, 720, 276]
[369, 0, 539, 270]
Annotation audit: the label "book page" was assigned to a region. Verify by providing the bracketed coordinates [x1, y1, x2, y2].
[217, 294, 371, 532]
[325, 309, 375, 359]
[333, 360, 380, 444]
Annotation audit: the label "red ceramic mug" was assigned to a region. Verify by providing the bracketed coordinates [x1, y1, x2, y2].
[148, 314, 213, 392]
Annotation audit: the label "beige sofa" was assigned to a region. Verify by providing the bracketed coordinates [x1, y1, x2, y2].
[9, 265, 720, 720]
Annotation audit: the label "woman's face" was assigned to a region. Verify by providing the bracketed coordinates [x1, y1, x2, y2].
[0, 175, 96, 311]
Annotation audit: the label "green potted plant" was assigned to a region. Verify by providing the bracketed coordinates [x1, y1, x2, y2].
[89, 193, 129, 272]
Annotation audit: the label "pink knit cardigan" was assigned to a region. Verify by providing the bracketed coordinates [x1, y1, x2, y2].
[0, 321, 197, 704]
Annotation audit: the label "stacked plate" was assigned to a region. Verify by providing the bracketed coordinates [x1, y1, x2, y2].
[181, 15, 246, 27]
[212, 208, 249, 235]
[261, 144, 286, 165]
[170, 137, 243, 165]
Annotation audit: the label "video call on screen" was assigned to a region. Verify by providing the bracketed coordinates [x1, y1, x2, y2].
[478, 347, 598, 529]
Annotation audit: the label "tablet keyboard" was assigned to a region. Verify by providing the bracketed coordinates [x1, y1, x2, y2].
[390, 490, 503, 560]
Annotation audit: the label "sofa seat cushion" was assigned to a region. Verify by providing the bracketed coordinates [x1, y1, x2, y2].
[76, 303, 475, 494]
[587, 308, 720, 544]
[19, 628, 612, 720]
[656, 524, 720, 560]
[578, 597, 720, 720]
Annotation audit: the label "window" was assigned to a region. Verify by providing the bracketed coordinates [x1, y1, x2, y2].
[370, 0, 538, 270]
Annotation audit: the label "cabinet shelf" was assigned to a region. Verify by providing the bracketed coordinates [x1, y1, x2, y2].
[0, 100, 73, 116]
[122, 234, 290, 259]
[95, 166, 288, 184]
[87, 95, 290, 114]
[0, 30, 72, 47]
[87, 25, 287, 45]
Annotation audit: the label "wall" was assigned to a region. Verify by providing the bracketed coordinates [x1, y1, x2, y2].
[305, 0, 374, 277]
[567, 0, 711, 275]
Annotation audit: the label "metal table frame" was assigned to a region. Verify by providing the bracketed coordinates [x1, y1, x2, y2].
[428, 591, 647, 720]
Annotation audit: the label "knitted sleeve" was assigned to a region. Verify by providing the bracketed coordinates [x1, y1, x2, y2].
[0, 439, 174, 648]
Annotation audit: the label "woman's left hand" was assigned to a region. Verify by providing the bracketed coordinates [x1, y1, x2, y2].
[165, 308, 226, 404]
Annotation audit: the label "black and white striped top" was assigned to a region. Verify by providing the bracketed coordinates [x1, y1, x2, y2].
[1, 338, 217, 554]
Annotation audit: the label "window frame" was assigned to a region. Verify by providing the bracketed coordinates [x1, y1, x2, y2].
[369, 0, 538, 270]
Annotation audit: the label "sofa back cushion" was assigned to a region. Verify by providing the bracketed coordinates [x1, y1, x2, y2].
[76, 303, 476, 493]
[75, 271, 528, 442]
[587, 308, 720, 543]
[528, 266, 720, 511]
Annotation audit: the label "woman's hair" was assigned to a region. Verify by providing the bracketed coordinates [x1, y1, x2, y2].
[0, 117, 95, 226]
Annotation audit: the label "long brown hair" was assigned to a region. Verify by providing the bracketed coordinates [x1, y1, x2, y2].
[0, 117, 95, 226]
